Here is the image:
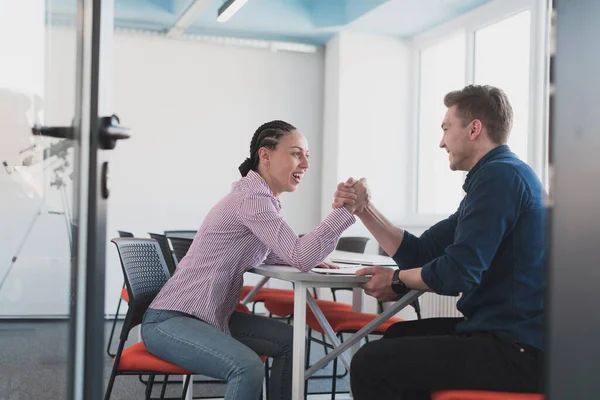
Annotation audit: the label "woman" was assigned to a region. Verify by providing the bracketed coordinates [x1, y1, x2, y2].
[142, 120, 366, 400]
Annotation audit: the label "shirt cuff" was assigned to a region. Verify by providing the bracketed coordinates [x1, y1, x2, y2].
[392, 230, 419, 268]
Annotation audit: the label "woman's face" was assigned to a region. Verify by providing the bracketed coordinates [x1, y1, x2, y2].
[259, 130, 310, 197]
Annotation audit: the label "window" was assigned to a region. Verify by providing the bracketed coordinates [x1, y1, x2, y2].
[413, 1, 548, 220]
[474, 11, 531, 161]
[416, 34, 466, 215]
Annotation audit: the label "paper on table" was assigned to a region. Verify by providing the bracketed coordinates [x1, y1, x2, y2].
[312, 263, 362, 275]
[312, 267, 357, 275]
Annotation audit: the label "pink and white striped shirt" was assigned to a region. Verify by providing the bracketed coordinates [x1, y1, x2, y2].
[150, 170, 355, 334]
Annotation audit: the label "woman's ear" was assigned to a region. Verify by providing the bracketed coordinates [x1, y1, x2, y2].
[257, 147, 272, 169]
[258, 147, 269, 161]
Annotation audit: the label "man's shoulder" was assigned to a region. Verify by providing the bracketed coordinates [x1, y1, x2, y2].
[475, 158, 520, 185]
[474, 158, 545, 207]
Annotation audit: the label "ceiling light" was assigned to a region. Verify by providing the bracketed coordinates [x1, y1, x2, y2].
[217, 0, 248, 23]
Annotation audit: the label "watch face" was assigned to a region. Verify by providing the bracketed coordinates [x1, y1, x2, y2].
[392, 269, 400, 284]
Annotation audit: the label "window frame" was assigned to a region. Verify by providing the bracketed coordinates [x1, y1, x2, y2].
[404, 0, 550, 226]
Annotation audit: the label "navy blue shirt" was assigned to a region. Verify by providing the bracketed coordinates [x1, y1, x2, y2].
[393, 145, 546, 350]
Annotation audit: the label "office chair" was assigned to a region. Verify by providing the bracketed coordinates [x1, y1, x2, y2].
[105, 238, 192, 400]
[432, 391, 544, 400]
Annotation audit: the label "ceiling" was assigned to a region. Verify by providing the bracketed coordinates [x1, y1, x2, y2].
[49, 0, 493, 45]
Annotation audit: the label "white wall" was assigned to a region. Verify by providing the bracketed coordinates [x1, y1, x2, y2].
[321, 31, 412, 234]
[319, 31, 418, 317]
[1, 26, 325, 316]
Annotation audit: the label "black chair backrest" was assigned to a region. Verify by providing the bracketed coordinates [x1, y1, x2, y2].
[164, 230, 197, 239]
[117, 230, 134, 238]
[111, 238, 171, 340]
[169, 237, 194, 264]
[336, 236, 369, 253]
[148, 232, 177, 276]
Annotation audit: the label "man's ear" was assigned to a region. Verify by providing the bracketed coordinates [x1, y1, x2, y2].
[469, 119, 483, 141]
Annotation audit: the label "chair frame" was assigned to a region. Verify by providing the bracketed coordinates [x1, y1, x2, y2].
[106, 230, 134, 358]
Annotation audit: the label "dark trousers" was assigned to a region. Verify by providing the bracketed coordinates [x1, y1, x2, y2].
[350, 318, 543, 400]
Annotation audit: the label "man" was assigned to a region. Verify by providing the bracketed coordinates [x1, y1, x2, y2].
[334, 85, 546, 399]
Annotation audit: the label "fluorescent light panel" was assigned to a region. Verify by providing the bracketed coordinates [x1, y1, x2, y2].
[217, 0, 248, 23]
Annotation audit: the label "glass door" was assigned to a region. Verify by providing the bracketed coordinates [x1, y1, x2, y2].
[0, 1, 127, 399]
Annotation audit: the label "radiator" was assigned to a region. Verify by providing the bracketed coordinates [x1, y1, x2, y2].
[419, 292, 463, 318]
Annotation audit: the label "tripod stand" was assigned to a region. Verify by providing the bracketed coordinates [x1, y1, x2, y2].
[0, 154, 74, 294]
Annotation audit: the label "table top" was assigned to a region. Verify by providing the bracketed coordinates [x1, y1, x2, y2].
[250, 250, 396, 286]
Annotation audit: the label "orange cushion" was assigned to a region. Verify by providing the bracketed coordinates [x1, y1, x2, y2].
[264, 297, 351, 318]
[235, 303, 250, 313]
[240, 286, 295, 302]
[117, 342, 267, 373]
[117, 342, 192, 374]
[306, 309, 403, 334]
[432, 391, 544, 400]
[121, 288, 129, 302]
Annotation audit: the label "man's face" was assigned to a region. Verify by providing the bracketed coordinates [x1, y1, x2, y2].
[439, 106, 473, 171]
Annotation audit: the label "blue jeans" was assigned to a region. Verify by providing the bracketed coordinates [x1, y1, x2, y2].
[141, 308, 293, 400]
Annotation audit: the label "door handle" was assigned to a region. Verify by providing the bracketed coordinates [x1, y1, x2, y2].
[32, 114, 131, 150]
[99, 115, 130, 150]
[31, 125, 74, 139]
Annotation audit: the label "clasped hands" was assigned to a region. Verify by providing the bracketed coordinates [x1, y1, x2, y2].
[331, 177, 409, 301]
[332, 177, 370, 215]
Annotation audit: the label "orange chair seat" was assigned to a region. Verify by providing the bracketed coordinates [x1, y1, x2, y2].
[432, 391, 544, 400]
[235, 303, 250, 313]
[264, 297, 351, 318]
[117, 342, 192, 374]
[120, 288, 129, 302]
[240, 286, 296, 302]
[117, 342, 267, 373]
[306, 309, 402, 334]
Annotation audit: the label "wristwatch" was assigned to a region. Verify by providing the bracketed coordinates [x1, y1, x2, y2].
[391, 269, 409, 295]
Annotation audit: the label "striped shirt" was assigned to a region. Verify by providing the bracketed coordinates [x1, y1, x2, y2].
[150, 170, 355, 334]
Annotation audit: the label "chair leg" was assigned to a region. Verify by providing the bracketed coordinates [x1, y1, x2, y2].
[264, 359, 270, 400]
[106, 296, 123, 357]
[321, 333, 329, 356]
[331, 356, 338, 400]
[159, 374, 169, 400]
[180, 375, 191, 400]
[413, 299, 422, 320]
[103, 368, 119, 400]
[306, 328, 312, 366]
[145, 374, 155, 400]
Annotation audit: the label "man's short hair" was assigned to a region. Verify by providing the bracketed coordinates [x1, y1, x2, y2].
[444, 85, 513, 144]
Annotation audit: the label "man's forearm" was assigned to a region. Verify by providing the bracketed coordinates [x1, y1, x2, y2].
[355, 203, 405, 256]
[399, 268, 432, 291]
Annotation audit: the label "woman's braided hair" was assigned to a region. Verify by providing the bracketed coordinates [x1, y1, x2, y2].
[238, 120, 296, 177]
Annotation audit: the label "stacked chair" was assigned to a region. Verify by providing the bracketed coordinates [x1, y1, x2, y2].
[148, 233, 177, 275]
[305, 309, 403, 399]
[167, 236, 193, 264]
